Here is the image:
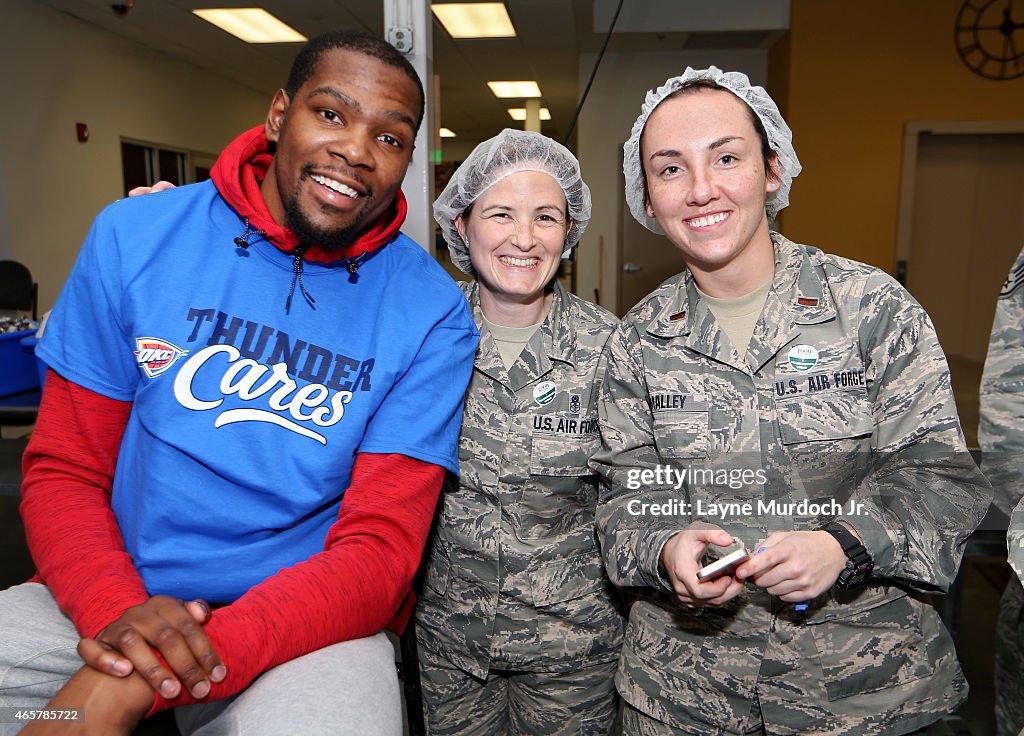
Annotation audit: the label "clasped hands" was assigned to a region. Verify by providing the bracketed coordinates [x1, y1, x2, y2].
[22, 596, 224, 736]
[659, 521, 850, 608]
[81, 595, 225, 699]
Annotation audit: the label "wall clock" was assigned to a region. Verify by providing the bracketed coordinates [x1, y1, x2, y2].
[956, 0, 1024, 79]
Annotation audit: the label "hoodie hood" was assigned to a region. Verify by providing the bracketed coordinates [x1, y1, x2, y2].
[210, 126, 407, 264]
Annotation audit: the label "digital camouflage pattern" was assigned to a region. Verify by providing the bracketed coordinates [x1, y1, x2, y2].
[418, 643, 617, 736]
[415, 281, 623, 731]
[980, 244, 1024, 521]
[592, 235, 990, 735]
[978, 243, 1024, 736]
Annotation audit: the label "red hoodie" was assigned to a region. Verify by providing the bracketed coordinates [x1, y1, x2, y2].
[210, 125, 408, 263]
[20, 127, 443, 715]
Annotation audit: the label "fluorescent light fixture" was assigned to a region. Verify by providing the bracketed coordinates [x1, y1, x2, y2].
[487, 81, 542, 98]
[439, 128, 457, 138]
[193, 8, 307, 43]
[507, 107, 551, 121]
[432, 3, 516, 38]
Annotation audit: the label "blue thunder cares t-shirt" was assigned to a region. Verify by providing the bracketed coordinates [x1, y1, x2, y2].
[38, 182, 477, 603]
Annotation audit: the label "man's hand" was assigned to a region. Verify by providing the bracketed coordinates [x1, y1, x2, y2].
[660, 522, 746, 608]
[127, 180, 176, 197]
[77, 596, 225, 700]
[735, 530, 848, 601]
[20, 666, 152, 736]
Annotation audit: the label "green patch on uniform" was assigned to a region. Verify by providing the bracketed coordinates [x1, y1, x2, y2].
[788, 344, 819, 372]
[533, 380, 557, 406]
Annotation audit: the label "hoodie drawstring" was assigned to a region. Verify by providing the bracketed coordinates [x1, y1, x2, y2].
[285, 245, 317, 312]
[233, 217, 265, 249]
[231, 217, 315, 312]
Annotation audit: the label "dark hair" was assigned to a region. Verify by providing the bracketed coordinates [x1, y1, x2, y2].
[284, 31, 425, 134]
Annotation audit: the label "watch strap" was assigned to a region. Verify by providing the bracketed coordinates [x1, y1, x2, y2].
[820, 521, 873, 588]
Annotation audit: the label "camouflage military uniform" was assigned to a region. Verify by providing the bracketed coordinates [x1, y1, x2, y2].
[592, 235, 991, 735]
[415, 280, 624, 735]
[978, 244, 1024, 736]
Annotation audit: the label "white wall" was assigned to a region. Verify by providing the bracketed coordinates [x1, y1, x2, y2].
[0, 0, 270, 311]
[575, 49, 768, 314]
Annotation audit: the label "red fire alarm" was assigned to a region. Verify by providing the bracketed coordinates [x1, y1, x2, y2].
[76, 123, 89, 143]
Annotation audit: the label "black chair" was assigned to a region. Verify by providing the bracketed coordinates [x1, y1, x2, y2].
[0, 260, 38, 320]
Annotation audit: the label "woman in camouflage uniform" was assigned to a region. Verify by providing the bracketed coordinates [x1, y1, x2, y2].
[979, 243, 1024, 736]
[592, 67, 991, 735]
[414, 130, 623, 735]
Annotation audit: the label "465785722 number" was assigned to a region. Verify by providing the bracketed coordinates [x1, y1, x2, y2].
[0, 708, 82, 722]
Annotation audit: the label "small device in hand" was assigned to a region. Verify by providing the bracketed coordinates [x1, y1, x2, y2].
[697, 537, 751, 582]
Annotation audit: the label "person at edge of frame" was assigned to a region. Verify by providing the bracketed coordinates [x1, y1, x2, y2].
[414, 129, 624, 736]
[979, 243, 1024, 736]
[591, 65, 991, 735]
[0, 30, 477, 736]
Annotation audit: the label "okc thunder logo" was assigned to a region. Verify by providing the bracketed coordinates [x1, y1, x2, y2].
[135, 337, 189, 378]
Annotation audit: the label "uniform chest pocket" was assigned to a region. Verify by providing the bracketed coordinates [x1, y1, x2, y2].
[529, 433, 599, 476]
[653, 411, 709, 459]
[522, 434, 600, 541]
[776, 392, 874, 445]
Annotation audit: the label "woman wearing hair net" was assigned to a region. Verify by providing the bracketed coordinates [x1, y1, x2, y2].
[415, 129, 624, 735]
[592, 67, 990, 734]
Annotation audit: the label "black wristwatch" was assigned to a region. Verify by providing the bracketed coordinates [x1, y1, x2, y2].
[820, 521, 873, 589]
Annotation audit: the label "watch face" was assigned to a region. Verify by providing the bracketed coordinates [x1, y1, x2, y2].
[836, 562, 858, 588]
[836, 558, 872, 589]
[956, 0, 1024, 80]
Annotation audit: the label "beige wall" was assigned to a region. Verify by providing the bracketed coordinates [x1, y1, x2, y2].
[782, 0, 1024, 271]
[0, 0, 269, 311]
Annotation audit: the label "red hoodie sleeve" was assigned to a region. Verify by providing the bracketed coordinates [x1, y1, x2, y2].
[20, 369, 149, 638]
[23, 371, 442, 715]
[150, 451, 443, 712]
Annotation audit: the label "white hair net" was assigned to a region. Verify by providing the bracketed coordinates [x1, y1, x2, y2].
[433, 129, 591, 275]
[623, 66, 802, 234]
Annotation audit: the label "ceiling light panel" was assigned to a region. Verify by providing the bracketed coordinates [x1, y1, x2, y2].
[487, 81, 542, 98]
[507, 108, 551, 121]
[440, 128, 457, 138]
[432, 3, 516, 38]
[193, 8, 307, 43]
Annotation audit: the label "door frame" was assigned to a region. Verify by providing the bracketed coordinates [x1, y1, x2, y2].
[896, 120, 1024, 266]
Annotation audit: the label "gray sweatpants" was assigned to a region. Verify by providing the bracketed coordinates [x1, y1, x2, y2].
[0, 583, 401, 736]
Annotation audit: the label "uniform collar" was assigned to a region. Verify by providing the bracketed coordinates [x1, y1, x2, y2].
[647, 233, 837, 373]
[466, 280, 577, 390]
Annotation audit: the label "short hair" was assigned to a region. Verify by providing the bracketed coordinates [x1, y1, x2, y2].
[284, 31, 425, 134]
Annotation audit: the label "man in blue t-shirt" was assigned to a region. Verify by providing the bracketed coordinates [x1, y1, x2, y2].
[0, 31, 476, 736]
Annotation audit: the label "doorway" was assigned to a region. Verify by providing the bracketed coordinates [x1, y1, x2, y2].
[898, 125, 1024, 446]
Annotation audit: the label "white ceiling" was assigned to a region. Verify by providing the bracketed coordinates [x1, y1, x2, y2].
[33, 0, 783, 148]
